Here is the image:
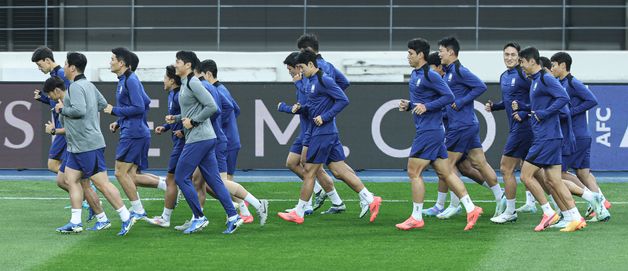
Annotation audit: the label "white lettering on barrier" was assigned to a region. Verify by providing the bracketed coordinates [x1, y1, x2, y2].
[255, 99, 300, 157]
[595, 108, 611, 147]
[2, 101, 34, 149]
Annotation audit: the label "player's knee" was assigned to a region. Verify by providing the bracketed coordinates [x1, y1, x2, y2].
[500, 164, 514, 177]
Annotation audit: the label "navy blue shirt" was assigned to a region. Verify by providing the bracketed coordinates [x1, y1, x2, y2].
[317, 55, 350, 91]
[37, 65, 71, 130]
[301, 71, 349, 138]
[279, 77, 312, 142]
[559, 75, 598, 139]
[200, 78, 227, 143]
[444, 60, 487, 129]
[214, 82, 241, 150]
[528, 71, 570, 141]
[162, 87, 184, 143]
[112, 71, 151, 139]
[492, 66, 532, 133]
[408, 65, 454, 133]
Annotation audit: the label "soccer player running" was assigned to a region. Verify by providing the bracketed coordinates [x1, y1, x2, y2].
[485, 42, 536, 223]
[549, 52, 610, 223]
[518, 46, 585, 232]
[395, 38, 483, 231]
[278, 52, 346, 215]
[166, 51, 242, 234]
[103, 47, 152, 222]
[436, 37, 504, 218]
[54, 52, 134, 236]
[277, 50, 382, 224]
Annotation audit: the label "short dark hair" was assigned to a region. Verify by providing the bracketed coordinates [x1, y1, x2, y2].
[540, 56, 552, 70]
[503, 42, 521, 52]
[111, 47, 133, 68]
[438, 36, 460, 56]
[32, 46, 55, 62]
[176, 51, 200, 71]
[407, 38, 430, 61]
[199, 59, 218, 78]
[550, 52, 572, 71]
[129, 51, 139, 72]
[43, 76, 66, 93]
[283, 52, 300, 67]
[519, 46, 540, 64]
[295, 49, 318, 68]
[297, 33, 319, 52]
[165, 65, 181, 86]
[427, 51, 441, 66]
[66, 52, 87, 73]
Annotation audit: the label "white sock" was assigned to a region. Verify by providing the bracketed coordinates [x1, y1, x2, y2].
[116, 206, 130, 222]
[449, 191, 460, 207]
[460, 195, 475, 213]
[358, 188, 374, 204]
[506, 199, 516, 215]
[157, 177, 167, 191]
[327, 189, 343, 205]
[525, 190, 535, 205]
[569, 207, 582, 221]
[239, 201, 252, 216]
[482, 182, 490, 188]
[244, 193, 261, 210]
[295, 199, 307, 218]
[313, 181, 323, 194]
[70, 208, 82, 224]
[411, 202, 423, 221]
[548, 195, 559, 211]
[581, 188, 596, 203]
[490, 184, 503, 200]
[561, 210, 572, 222]
[131, 199, 145, 214]
[306, 197, 313, 209]
[435, 192, 447, 209]
[540, 203, 555, 216]
[161, 208, 173, 222]
[96, 212, 108, 223]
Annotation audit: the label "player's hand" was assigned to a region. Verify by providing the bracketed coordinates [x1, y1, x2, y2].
[292, 72, 302, 82]
[155, 126, 165, 135]
[182, 118, 193, 129]
[277, 102, 283, 110]
[45, 121, 55, 134]
[485, 100, 493, 112]
[412, 103, 427, 115]
[512, 100, 519, 111]
[291, 103, 301, 113]
[451, 102, 458, 111]
[165, 115, 175, 124]
[174, 130, 184, 138]
[103, 104, 113, 114]
[512, 112, 522, 122]
[399, 99, 410, 111]
[54, 99, 64, 113]
[313, 115, 324, 126]
[34, 89, 41, 100]
[109, 122, 119, 133]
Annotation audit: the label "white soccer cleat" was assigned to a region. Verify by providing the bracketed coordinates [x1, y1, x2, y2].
[490, 212, 518, 224]
[515, 203, 537, 213]
[174, 220, 192, 231]
[146, 216, 171, 228]
[436, 205, 462, 219]
[258, 199, 269, 226]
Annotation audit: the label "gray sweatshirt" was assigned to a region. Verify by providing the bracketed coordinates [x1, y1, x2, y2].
[60, 75, 107, 153]
[175, 75, 218, 144]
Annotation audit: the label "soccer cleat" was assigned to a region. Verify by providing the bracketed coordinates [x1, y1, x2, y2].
[146, 216, 171, 228]
[313, 190, 328, 211]
[534, 213, 559, 232]
[224, 216, 244, 234]
[284, 207, 313, 216]
[81, 200, 90, 209]
[490, 212, 517, 224]
[549, 217, 569, 228]
[590, 195, 605, 219]
[368, 196, 383, 222]
[87, 220, 111, 231]
[174, 220, 192, 231]
[585, 204, 595, 218]
[258, 199, 269, 226]
[277, 210, 304, 224]
[183, 217, 209, 234]
[241, 215, 254, 224]
[321, 203, 346, 214]
[56, 222, 83, 234]
[395, 216, 425, 230]
[560, 218, 587, 232]
[464, 207, 483, 231]
[494, 196, 507, 218]
[596, 207, 611, 222]
[422, 205, 445, 217]
[516, 203, 537, 214]
[130, 211, 148, 222]
[117, 219, 134, 236]
[436, 205, 462, 219]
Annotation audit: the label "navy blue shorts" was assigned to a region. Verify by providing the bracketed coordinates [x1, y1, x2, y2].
[226, 148, 239, 175]
[410, 129, 448, 161]
[306, 134, 346, 165]
[65, 148, 107, 178]
[289, 136, 304, 155]
[526, 139, 562, 168]
[503, 130, 533, 159]
[167, 139, 185, 174]
[48, 135, 67, 160]
[562, 137, 592, 171]
[116, 137, 150, 170]
[59, 150, 69, 173]
[216, 141, 228, 173]
[445, 125, 483, 153]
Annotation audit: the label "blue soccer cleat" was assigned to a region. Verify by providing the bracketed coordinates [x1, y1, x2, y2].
[223, 216, 244, 234]
[130, 211, 148, 222]
[117, 219, 135, 236]
[183, 217, 209, 234]
[422, 205, 445, 217]
[87, 220, 111, 231]
[56, 222, 83, 234]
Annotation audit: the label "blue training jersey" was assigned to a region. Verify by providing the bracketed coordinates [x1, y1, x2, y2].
[559, 74, 598, 139]
[444, 60, 487, 130]
[112, 71, 151, 139]
[317, 55, 350, 91]
[162, 87, 184, 143]
[528, 70, 570, 141]
[37, 65, 71, 130]
[279, 77, 312, 142]
[301, 71, 349, 138]
[492, 66, 532, 133]
[214, 82, 241, 150]
[200, 78, 227, 143]
[408, 65, 454, 133]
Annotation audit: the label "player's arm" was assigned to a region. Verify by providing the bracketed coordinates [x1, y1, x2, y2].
[189, 80, 218, 124]
[570, 81, 598, 116]
[60, 85, 87, 118]
[424, 73, 455, 112]
[111, 78, 145, 117]
[320, 78, 349, 122]
[534, 79, 570, 121]
[453, 69, 487, 109]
